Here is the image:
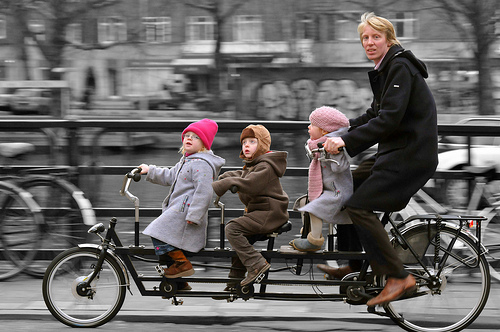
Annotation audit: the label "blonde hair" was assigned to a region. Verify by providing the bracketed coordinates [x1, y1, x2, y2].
[179, 146, 208, 154]
[357, 12, 401, 47]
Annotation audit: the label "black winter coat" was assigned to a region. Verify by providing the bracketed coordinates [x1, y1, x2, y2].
[342, 45, 438, 212]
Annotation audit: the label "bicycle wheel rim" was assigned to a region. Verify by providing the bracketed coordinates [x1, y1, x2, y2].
[42, 247, 126, 328]
[0, 184, 42, 281]
[19, 177, 89, 277]
[386, 226, 490, 332]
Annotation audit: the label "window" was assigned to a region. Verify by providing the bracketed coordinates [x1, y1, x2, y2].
[0, 15, 6, 39]
[335, 12, 361, 41]
[143, 17, 171, 43]
[187, 16, 215, 41]
[66, 23, 82, 44]
[389, 12, 417, 39]
[320, 13, 336, 41]
[234, 15, 262, 42]
[296, 13, 315, 40]
[98, 16, 127, 44]
[29, 20, 46, 41]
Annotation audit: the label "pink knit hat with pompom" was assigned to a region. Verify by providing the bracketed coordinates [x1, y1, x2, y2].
[182, 118, 218, 150]
[309, 106, 349, 133]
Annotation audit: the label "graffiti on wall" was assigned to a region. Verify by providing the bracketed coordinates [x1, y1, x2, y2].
[250, 78, 372, 120]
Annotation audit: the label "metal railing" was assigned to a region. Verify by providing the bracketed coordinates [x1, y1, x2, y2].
[1, 118, 499, 220]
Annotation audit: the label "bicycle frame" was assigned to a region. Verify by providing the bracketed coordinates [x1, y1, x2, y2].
[42, 168, 492, 331]
[87, 169, 489, 303]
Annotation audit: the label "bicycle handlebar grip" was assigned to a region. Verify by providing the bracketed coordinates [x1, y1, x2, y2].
[317, 142, 343, 151]
[132, 172, 142, 182]
[230, 185, 238, 194]
[127, 168, 142, 182]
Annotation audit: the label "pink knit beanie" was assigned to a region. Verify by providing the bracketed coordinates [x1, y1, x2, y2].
[309, 106, 349, 133]
[182, 118, 218, 150]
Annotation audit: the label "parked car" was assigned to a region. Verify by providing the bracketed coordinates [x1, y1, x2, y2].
[429, 117, 500, 208]
[9, 88, 52, 115]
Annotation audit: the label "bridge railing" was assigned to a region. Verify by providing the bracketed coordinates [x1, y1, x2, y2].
[1, 118, 499, 221]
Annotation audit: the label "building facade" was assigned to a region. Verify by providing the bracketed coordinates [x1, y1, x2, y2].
[0, 0, 498, 118]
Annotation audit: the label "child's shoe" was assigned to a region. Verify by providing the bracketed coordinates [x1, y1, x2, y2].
[161, 250, 195, 278]
[211, 285, 237, 300]
[177, 282, 192, 291]
[241, 261, 271, 286]
[289, 233, 324, 252]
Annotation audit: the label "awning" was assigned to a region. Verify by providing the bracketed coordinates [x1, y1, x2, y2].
[170, 58, 214, 74]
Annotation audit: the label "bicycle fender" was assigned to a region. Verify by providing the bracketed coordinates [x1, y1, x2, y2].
[395, 222, 488, 255]
[78, 244, 130, 287]
[72, 190, 97, 226]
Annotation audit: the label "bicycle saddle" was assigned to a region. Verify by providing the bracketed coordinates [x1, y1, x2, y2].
[0, 142, 35, 158]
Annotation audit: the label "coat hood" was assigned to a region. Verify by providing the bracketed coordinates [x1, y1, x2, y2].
[244, 151, 287, 177]
[186, 150, 225, 178]
[239, 124, 271, 160]
[326, 126, 349, 137]
[379, 45, 429, 79]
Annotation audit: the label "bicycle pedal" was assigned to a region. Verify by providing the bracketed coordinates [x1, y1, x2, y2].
[155, 265, 164, 275]
[255, 272, 266, 284]
[171, 298, 184, 305]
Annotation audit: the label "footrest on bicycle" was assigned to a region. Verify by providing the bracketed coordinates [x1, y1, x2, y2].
[255, 272, 266, 284]
[367, 306, 391, 317]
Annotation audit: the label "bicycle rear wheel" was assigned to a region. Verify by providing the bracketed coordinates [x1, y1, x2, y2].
[0, 182, 43, 281]
[386, 223, 490, 332]
[42, 247, 127, 328]
[17, 176, 95, 277]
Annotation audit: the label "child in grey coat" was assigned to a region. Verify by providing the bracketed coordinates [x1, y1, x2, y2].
[139, 119, 225, 285]
[290, 106, 353, 251]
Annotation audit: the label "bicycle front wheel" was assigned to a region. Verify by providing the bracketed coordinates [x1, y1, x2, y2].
[0, 182, 43, 281]
[386, 224, 490, 332]
[42, 247, 127, 328]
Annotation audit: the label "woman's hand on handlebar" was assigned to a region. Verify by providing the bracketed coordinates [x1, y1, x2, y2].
[324, 137, 345, 155]
[138, 164, 149, 174]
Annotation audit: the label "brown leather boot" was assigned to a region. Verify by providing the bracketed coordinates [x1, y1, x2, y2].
[241, 261, 270, 286]
[161, 250, 195, 278]
[317, 264, 355, 280]
[367, 274, 416, 306]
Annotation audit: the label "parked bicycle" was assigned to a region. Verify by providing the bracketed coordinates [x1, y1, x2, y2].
[42, 167, 490, 331]
[0, 142, 95, 280]
[402, 165, 500, 282]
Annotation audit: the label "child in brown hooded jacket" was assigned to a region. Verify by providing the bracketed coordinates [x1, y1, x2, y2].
[212, 124, 289, 288]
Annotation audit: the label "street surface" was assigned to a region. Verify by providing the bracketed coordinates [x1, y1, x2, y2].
[1, 273, 499, 332]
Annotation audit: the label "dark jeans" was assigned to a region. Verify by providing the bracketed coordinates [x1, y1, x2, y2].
[343, 157, 407, 278]
[346, 206, 406, 278]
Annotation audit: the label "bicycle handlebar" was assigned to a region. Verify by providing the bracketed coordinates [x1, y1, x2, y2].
[308, 142, 341, 165]
[120, 167, 142, 203]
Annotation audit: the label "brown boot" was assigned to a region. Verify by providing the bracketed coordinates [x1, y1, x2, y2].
[212, 257, 245, 300]
[177, 282, 192, 291]
[317, 264, 355, 280]
[367, 274, 416, 307]
[241, 261, 271, 286]
[161, 250, 195, 278]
